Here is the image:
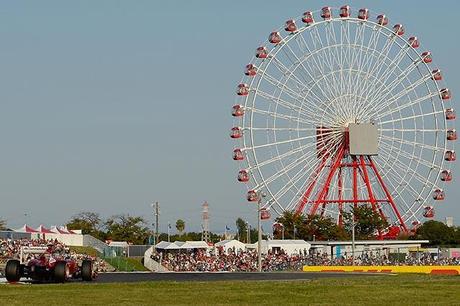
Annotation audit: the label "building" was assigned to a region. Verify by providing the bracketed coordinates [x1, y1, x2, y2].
[309, 240, 430, 259]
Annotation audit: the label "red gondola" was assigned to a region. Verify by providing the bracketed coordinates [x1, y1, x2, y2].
[421, 51, 432, 63]
[440, 170, 452, 182]
[358, 8, 369, 20]
[445, 150, 456, 161]
[284, 19, 297, 33]
[447, 129, 457, 141]
[377, 14, 388, 26]
[245, 64, 257, 76]
[433, 189, 445, 200]
[268, 32, 282, 44]
[232, 104, 244, 117]
[238, 169, 250, 182]
[339, 6, 350, 18]
[408, 37, 419, 48]
[255, 46, 268, 59]
[232, 148, 244, 161]
[423, 206, 435, 218]
[236, 83, 249, 96]
[260, 208, 271, 220]
[321, 7, 332, 20]
[247, 190, 259, 202]
[412, 220, 421, 226]
[446, 108, 456, 120]
[230, 127, 243, 139]
[440, 88, 451, 100]
[302, 11, 314, 25]
[393, 24, 404, 36]
[431, 69, 442, 81]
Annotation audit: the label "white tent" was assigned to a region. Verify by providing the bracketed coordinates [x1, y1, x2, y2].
[257, 240, 311, 255]
[181, 241, 209, 250]
[155, 241, 172, 249]
[215, 239, 246, 254]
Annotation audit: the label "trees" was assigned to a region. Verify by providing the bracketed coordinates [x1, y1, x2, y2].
[175, 219, 185, 235]
[274, 211, 346, 241]
[235, 217, 248, 243]
[343, 206, 388, 240]
[66, 212, 105, 240]
[105, 215, 150, 245]
[0, 219, 6, 231]
[411, 220, 456, 246]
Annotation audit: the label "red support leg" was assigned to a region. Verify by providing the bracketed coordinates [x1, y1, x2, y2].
[352, 157, 358, 209]
[338, 167, 343, 227]
[368, 157, 408, 232]
[295, 157, 328, 214]
[309, 146, 345, 216]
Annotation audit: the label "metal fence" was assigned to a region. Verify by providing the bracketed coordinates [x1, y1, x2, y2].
[0, 231, 31, 240]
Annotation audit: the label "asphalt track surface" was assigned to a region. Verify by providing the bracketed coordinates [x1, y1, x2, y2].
[0, 272, 391, 284]
[96, 272, 390, 283]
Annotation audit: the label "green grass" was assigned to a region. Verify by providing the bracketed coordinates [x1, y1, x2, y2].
[103, 256, 148, 272]
[0, 274, 459, 305]
[69, 246, 100, 257]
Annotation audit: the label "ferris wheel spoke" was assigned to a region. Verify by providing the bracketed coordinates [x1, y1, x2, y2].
[275, 143, 343, 209]
[374, 91, 439, 120]
[281, 42, 337, 103]
[379, 140, 439, 171]
[248, 107, 314, 126]
[259, 70, 328, 114]
[380, 128, 443, 133]
[247, 139, 320, 171]
[379, 110, 444, 124]
[363, 43, 413, 102]
[248, 129, 341, 150]
[256, 89, 335, 125]
[378, 144, 437, 201]
[364, 71, 433, 118]
[380, 133, 443, 154]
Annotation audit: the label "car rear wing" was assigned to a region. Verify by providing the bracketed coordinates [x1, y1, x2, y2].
[19, 246, 48, 264]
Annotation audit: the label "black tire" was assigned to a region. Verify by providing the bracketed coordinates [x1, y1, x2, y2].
[54, 261, 68, 283]
[81, 260, 93, 281]
[5, 260, 21, 282]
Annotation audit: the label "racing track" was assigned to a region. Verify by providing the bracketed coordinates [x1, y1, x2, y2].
[0, 272, 392, 284]
[95, 271, 391, 283]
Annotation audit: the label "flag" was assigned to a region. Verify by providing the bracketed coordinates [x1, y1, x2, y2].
[225, 225, 230, 231]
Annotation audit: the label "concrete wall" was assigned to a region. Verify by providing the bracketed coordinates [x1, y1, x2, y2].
[143, 246, 168, 272]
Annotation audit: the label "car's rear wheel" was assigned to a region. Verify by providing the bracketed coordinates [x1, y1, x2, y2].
[5, 260, 21, 282]
[81, 260, 93, 281]
[54, 261, 68, 283]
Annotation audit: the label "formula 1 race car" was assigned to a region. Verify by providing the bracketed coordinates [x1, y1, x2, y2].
[4, 246, 95, 283]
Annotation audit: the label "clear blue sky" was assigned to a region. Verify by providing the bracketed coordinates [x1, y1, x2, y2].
[0, 1, 459, 232]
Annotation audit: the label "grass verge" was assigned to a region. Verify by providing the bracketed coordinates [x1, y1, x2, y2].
[0, 274, 459, 305]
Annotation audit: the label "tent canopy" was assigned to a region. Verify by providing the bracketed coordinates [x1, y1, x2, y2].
[14, 224, 39, 233]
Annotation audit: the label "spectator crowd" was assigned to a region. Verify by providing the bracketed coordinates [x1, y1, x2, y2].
[151, 248, 460, 272]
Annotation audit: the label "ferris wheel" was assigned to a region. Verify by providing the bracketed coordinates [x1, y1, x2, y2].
[230, 6, 455, 233]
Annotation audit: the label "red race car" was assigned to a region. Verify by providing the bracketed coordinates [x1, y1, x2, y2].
[5, 246, 95, 283]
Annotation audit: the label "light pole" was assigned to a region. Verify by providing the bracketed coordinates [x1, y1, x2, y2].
[351, 210, 356, 265]
[257, 192, 266, 273]
[293, 224, 296, 240]
[167, 222, 171, 242]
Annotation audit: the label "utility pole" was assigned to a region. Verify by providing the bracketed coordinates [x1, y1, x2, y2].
[257, 192, 266, 273]
[202, 201, 210, 242]
[151, 202, 160, 244]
